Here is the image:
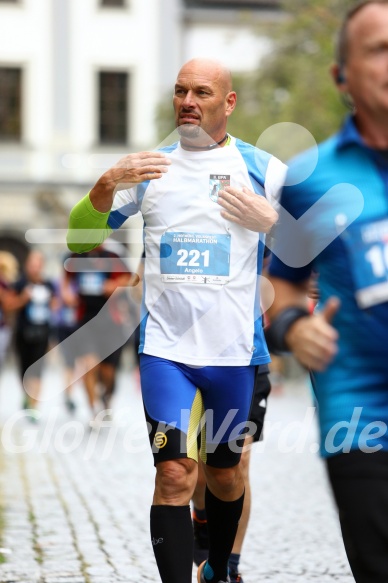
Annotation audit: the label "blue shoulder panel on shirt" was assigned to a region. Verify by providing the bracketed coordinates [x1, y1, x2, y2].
[108, 201, 139, 230]
[136, 181, 150, 209]
[234, 138, 270, 193]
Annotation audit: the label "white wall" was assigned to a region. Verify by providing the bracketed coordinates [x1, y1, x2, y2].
[184, 24, 271, 72]
[0, 0, 52, 180]
[0, 0, 278, 186]
[0, 0, 163, 185]
[69, 0, 161, 152]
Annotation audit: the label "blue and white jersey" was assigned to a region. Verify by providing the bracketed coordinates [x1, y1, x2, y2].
[108, 136, 286, 366]
[269, 116, 388, 456]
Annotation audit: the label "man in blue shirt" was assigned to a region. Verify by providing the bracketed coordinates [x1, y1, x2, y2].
[261, 2, 388, 581]
[218, 1, 388, 581]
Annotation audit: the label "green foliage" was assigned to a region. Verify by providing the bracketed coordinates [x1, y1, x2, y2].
[226, 0, 356, 146]
[155, 95, 176, 146]
[156, 0, 356, 149]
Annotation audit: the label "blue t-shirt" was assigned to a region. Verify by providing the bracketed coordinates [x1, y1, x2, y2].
[269, 116, 388, 457]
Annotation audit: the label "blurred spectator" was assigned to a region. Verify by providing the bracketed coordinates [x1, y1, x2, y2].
[53, 260, 80, 413]
[0, 251, 19, 370]
[62, 242, 137, 423]
[7, 250, 56, 417]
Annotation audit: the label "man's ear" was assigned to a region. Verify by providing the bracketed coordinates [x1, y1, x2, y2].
[226, 91, 237, 117]
[331, 63, 346, 86]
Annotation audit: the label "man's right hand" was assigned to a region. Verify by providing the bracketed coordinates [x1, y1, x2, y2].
[285, 297, 340, 371]
[90, 151, 171, 212]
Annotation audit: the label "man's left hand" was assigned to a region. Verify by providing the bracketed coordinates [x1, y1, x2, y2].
[218, 186, 278, 233]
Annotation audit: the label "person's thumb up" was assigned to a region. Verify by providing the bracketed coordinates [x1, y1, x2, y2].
[320, 296, 341, 323]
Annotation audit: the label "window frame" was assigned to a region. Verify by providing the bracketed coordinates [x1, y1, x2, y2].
[99, 0, 127, 8]
[0, 65, 23, 143]
[97, 69, 131, 147]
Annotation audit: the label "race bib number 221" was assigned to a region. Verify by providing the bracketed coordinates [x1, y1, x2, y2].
[160, 231, 231, 285]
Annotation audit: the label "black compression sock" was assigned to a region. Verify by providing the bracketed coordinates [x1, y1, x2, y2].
[205, 487, 244, 582]
[228, 552, 241, 574]
[150, 504, 193, 583]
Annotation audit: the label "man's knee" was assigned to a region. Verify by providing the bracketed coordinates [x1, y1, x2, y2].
[204, 464, 242, 495]
[155, 458, 198, 503]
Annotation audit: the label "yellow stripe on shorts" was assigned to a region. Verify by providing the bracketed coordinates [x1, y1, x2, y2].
[186, 388, 205, 462]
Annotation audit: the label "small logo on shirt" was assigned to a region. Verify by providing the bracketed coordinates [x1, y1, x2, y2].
[154, 432, 168, 448]
[209, 174, 230, 202]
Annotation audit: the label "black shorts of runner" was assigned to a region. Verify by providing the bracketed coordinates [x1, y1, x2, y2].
[101, 345, 123, 366]
[56, 325, 78, 368]
[77, 313, 125, 367]
[248, 365, 271, 443]
[327, 449, 388, 583]
[15, 326, 50, 378]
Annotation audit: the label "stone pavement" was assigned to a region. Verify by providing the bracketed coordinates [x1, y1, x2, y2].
[0, 356, 354, 583]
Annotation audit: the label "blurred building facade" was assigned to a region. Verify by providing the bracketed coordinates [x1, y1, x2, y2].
[0, 0, 280, 270]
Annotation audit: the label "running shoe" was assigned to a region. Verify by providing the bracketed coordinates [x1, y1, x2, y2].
[193, 513, 209, 566]
[197, 560, 230, 583]
[229, 570, 244, 583]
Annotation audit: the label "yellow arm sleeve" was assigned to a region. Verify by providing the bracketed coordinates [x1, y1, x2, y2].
[66, 193, 113, 253]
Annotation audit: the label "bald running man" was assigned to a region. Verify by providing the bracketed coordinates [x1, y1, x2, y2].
[67, 58, 286, 583]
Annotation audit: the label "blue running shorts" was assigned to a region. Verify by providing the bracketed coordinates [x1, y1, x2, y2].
[140, 354, 256, 468]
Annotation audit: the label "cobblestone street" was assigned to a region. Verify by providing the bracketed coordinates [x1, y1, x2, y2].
[0, 358, 354, 583]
